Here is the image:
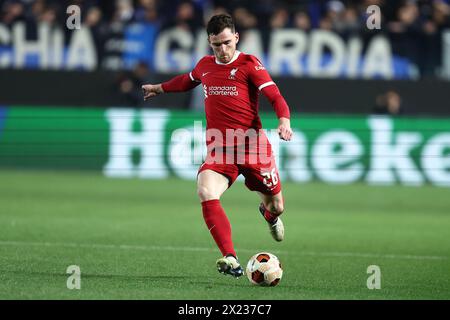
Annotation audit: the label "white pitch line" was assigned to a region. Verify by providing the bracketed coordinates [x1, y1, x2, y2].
[0, 240, 447, 261]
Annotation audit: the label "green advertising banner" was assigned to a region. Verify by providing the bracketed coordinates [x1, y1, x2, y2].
[0, 106, 449, 187]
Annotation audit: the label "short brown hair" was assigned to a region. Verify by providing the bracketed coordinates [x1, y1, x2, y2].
[206, 14, 235, 36]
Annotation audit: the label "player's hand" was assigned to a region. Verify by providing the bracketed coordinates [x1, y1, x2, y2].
[142, 84, 163, 101]
[277, 117, 293, 141]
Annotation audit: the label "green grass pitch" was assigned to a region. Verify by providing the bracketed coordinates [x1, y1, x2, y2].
[0, 169, 449, 299]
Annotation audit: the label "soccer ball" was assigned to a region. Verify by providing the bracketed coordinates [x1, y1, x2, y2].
[246, 252, 283, 286]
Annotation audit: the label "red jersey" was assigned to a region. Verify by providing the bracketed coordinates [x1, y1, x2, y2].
[161, 50, 290, 148]
[190, 51, 275, 134]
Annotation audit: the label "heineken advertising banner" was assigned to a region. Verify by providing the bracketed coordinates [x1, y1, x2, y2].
[0, 106, 449, 187]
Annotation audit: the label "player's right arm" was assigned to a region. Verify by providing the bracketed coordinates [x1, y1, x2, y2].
[141, 73, 201, 101]
[142, 59, 204, 101]
[142, 83, 163, 100]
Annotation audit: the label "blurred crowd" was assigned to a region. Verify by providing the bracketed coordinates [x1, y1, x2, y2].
[2, 0, 450, 34]
[1, 0, 450, 79]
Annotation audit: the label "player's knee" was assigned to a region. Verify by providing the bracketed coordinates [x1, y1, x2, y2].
[197, 185, 219, 202]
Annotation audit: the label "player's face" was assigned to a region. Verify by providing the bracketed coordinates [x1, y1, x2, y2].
[208, 28, 239, 64]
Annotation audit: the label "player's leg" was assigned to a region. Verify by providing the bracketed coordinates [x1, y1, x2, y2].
[240, 152, 285, 241]
[257, 190, 285, 242]
[197, 169, 229, 202]
[258, 190, 284, 220]
[197, 169, 243, 277]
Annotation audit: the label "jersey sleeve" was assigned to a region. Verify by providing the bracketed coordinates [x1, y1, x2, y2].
[247, 55, 291, 119]
[161, 73, 199, 92]
[189, 58, 204, 83]
[247, 55, 276, 91]
[261, 85, 291, 119]
[161, 57, 203, 92]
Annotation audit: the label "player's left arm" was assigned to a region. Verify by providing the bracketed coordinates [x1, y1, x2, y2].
[247, 56, 293, 141]
[261, 85, 293, 141]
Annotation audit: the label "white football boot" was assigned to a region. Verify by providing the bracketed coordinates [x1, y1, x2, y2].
[259, 203, 284, 242]
[216, 254, 244, 278]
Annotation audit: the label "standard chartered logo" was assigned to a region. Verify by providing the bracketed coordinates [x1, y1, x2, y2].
[103, 110, 450, 187]
[207, 85, 239, 96]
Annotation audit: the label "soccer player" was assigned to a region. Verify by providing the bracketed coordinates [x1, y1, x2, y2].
[142, 14, 293, 278]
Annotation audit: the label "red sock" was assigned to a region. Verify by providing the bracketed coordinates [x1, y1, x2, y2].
[201, 199, 236, 257]
[262, 205, 279, 224]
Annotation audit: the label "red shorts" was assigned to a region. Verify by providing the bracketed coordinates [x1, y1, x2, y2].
[197, 144, 282, 196]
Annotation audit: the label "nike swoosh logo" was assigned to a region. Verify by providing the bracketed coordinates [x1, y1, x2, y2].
[202, 72, 210, 77]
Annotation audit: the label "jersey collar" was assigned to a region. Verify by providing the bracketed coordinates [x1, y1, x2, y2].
[215, 50, 241, 65]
